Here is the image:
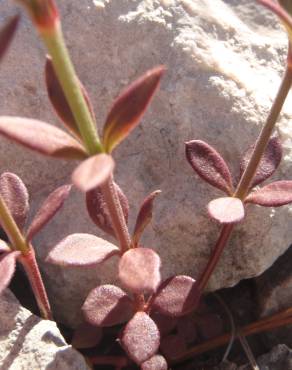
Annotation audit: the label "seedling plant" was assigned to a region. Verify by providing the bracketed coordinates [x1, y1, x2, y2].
[0, 0, 292, 369]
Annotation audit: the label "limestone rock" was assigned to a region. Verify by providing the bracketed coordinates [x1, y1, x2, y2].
[0, 289, 89, 370]
[0, 0, 291, 327]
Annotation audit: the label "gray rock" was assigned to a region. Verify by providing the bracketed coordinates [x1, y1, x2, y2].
[255, 245, 292, 347]
[0, 289, 89, 370]
[240, 344, 292, 370]
[0, 0, 291, 327]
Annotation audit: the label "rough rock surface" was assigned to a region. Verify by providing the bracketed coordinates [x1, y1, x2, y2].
[255, 245, 292, 347]
[0, 0, 291, 326]
[0, 289, 89, 370]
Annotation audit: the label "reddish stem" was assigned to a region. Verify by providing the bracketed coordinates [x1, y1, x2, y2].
[18, 247, 52, 320]
[87, 355, 128, 369]
[197, 224, 234, 292]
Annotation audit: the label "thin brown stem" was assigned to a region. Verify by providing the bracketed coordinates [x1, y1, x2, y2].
[235, 64, 292, 199]
[19, 248, 52, 320]
[198, 224, 234, 292]
[171, 307, 292, 364]
[100, 176, 131, 254]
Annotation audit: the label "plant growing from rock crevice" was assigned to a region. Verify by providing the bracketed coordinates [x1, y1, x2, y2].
[0, 0, 292, 368]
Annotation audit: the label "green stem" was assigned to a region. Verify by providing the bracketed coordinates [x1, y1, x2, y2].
[234, 63, 292, 199]
[0, 195, 28, 253]
[40, 23, 103, 155]
[0, 195, 52, 319]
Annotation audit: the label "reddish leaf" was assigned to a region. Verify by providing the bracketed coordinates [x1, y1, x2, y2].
[26, 184, 71, 241]
[0, 251, 19, 295]
[103, 66, 165, 153]
[45, 57, 96, 137]
[196, 313, 223, 340]
[207, 197, 245, 224]
[245, 180, 292, 207]
[151, 312, 178, 337]
[185, 140, 233, 194]
[177, 314, 198, 344]
[160, 334, 187, 361]
[72, 154, 114, 192]
[152, 276, 200, 317]
[132, 190, 161, 246]
[240, 137, 282, 188]
[0, 116, 87, 159]
[71, 322, 103, 349]
[0, 240, 10, 253]
[86, 182, 129, 237]
[46, 233, 119, 267]
[82, 284, 134, 327]
[121, 312, 160, 365]
[141, 355, 167, 370]
[119, 248, 161, 294]
[0, 15, 19, 63]
[0, 172, 29, 231]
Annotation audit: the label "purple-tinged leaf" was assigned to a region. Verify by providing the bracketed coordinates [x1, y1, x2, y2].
[160, 334, 187, 361]
[0, 251, 19, 295]
[258, 0, 292, 42]
[240, 137, 282, 188]
[86, 182, 129, 237]
[45, 57, 96, 137]
[72, 154, 115, 192]
[26, 184, 71, 241]
[132, 190, 161, 246]
[121, 312, 160, 365]
[103, 66, 166, 153]
[196, 313, 223, 340]
[245, 180, 292, 207]
[46, 233, 119, 267]
[0, 116, 87, 159]
[119, 248, 161, 294]
[82, 284, 134, 327]
[185, 140, 233, 194]
[141, 355, 167, 370]
[152, 275, 200, 317]
[0, 172, 29, 231]
[177, 314, 198, 344]
[151, 312, 178, 337]
[207, 197, 245, 224]
[0, 240, 10, 253]
[71, 322, 103, 349]
[0, 15, 19, 63]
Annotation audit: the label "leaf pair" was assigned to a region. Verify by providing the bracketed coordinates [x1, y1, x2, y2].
[0, 172, 71, 242]
[186, 138, 292, 224]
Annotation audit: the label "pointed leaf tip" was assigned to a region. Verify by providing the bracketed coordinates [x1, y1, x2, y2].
[133, 190, 161, 246]
[45, 56, 96, 136]
[82, 284, 134, 327]
[119, 248, 161, 294]
[0, 15, 19, 63]
[245, 180, 292, 207]
[240, 136, 282, 188]
[185, 140, 233, 194]
[208, 197, 245, 224]
[121, 312, 160, 365]
[26, 184, 72, 241]
[47, 233, 119, 267]
[72, 154, 115, 192]
[103, 66, 166, 153]
[0, 172, 29, 231]
[86, 182, 129, 237]
[0, 116, 87, 159]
